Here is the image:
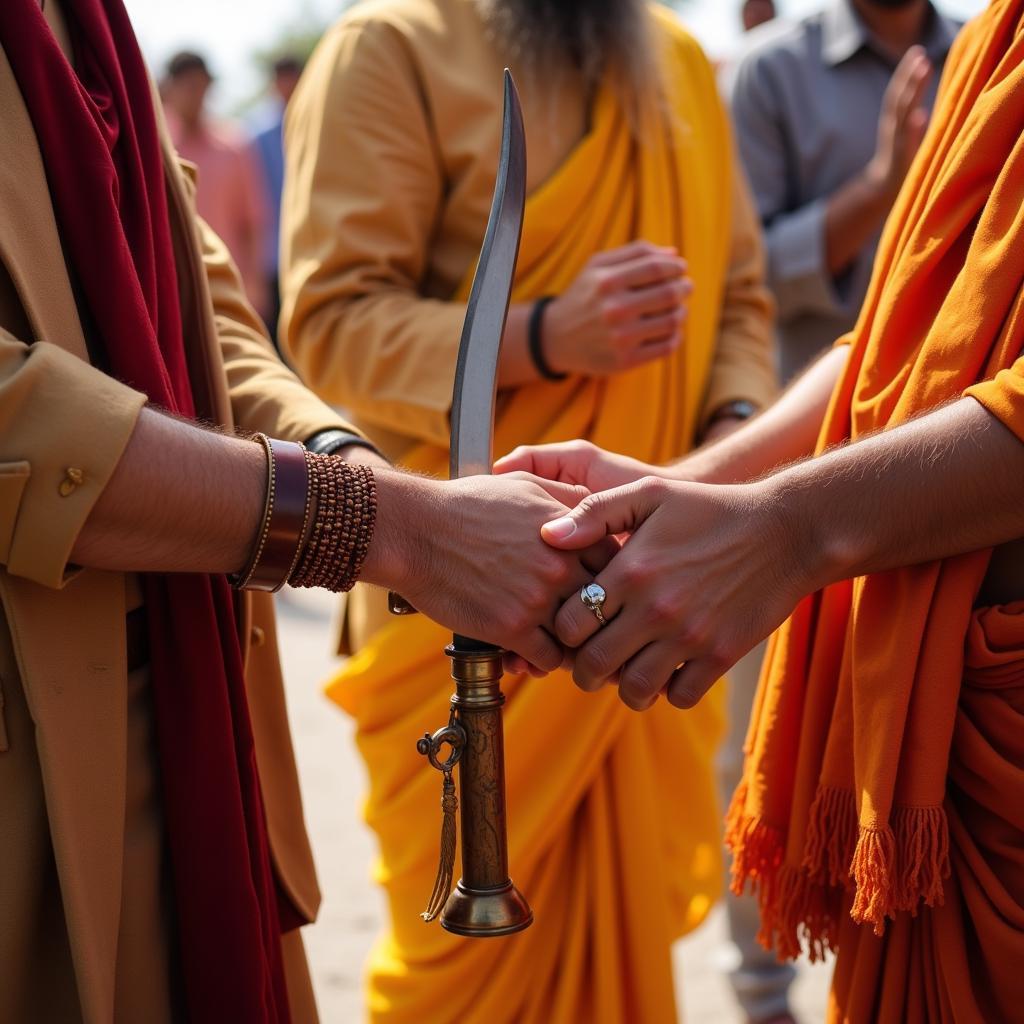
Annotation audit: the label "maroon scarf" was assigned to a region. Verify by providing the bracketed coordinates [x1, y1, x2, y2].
[0, 2, 291, 1019]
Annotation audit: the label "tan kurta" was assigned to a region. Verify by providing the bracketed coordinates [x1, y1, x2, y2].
[0, 4, 359, 1020]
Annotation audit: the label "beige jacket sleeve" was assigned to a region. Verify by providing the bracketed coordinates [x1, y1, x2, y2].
[0, 170, 363, 593]
[195, 207, 361, 444]
[0, 330, 146, 589]
[280, 18, 464, 450]
[698, 159, 778, 429]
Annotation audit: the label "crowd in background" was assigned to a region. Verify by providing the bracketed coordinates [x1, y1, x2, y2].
[159, 48, 305, 334]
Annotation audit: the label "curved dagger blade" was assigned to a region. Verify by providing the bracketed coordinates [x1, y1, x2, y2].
[449, 69, 526, 480]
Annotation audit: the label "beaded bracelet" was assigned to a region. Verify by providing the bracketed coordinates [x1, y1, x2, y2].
[289, 454, 377, 593]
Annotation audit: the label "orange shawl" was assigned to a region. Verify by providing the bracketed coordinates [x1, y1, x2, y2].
[728, 0, 1024, 960]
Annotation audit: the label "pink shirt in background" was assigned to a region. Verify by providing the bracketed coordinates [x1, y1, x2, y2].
[166, 111, 270, 318]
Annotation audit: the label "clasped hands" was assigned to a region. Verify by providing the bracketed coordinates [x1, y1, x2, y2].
[488, 441, 816, 711]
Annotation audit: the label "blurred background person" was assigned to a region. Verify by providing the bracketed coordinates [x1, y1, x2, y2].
[729, 0, 958, 383]
[251, 54, 306, 336]
[742, 0, 777, 33]
[718, 3, 959, 1022]
[280, 0, 776, 1021]
[162, 50, 270, 318]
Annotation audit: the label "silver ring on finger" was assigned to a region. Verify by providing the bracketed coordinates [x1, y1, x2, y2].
[580, 582, 609, 626]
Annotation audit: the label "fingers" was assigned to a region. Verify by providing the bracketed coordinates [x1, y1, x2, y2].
[516, 628, 563, 675]
[503, 652, 549, 679]
[618, 642, 687, 710]
[614, 277, 692, 321]
[620, 335, 683, 370]
[906, 107, 928, 151]
[580, 535, 621, 576]
[494, 440, 595, 486]
[889, 46, 930, 116]
[665, 657, 724, 710]
[567, 615, 635, 692]
[503, 652, 530, 675]
[601, 254, 687, 293]
[493, 446, 541, 476]
[623, 307, 686, 346]
[541, 478, 665, 550]
[588, 240, 678, 268]
[900, 54, 931, 125]
[887, 45, 923, 102]
[524, 475, 591, 509]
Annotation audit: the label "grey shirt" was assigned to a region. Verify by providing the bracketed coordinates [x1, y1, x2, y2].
[727, 1, 959, 382]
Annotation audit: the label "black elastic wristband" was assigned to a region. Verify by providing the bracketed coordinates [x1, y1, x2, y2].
[305, 428, 386, 462]
[528, 296, 567, 382]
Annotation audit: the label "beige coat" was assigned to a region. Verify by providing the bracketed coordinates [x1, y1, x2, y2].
[0, 14, 356, 1022]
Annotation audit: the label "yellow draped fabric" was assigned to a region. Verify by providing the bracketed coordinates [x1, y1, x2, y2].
[328, 14, 734, 1023]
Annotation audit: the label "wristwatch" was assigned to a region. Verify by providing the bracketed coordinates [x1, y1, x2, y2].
[706, 400, 758, 427]
[305, 428, 385, 461]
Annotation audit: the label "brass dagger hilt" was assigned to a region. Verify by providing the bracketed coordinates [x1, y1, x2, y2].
[418, 636, 533, 937]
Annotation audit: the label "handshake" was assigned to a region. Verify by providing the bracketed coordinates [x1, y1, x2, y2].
[360, 439, 813, 712]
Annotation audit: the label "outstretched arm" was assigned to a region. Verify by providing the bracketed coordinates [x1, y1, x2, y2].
[674, 343, 847, 484]
[66, 406, 604, 671]
[540, 395, 1024, 711]
[496, 344, 848, 489]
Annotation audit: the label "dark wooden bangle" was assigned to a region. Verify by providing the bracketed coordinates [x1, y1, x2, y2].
[528, 296, 567, 381]
[232, 435, 311, 593]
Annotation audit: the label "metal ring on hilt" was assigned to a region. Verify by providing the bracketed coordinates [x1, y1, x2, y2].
[417, 716, 467, 774]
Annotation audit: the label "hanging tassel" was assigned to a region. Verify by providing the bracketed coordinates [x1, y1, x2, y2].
[421, 770, 458, 921]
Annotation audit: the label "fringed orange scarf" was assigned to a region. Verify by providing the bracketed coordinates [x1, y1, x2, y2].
[727, 0, 1024, 959]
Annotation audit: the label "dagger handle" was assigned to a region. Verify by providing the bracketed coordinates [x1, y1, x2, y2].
[437, 639, 532, 935]
[450, 644, 508, 887]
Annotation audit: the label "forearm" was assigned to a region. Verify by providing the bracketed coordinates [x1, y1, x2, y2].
[698, 165, 777, 427]
[824, 167, 893, 276]
[71, 408, 397, 579]
[676, 345, 848, 484]
[497, 304, 544, 388]
[70, 407, 265, 574]
[772, 396, 1024, 587]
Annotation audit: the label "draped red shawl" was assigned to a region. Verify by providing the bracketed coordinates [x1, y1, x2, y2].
[0, 2, 291, 1019]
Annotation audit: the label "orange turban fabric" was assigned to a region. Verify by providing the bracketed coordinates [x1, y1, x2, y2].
[728, 1, 1024, 1018]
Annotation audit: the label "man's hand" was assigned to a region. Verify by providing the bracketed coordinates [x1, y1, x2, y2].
[824, 49, 931, 276]
[495, 439, 663, 494]
[542, 241, 691, 377]
[867, 46, 932, 201]
[537, 476, 814, 711]
[534, 397, 1024, 712]
[362, 469, 612, 671]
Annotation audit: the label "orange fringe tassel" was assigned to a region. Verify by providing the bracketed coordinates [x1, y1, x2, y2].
[727, 781, 951, 953]
[803, 785, 858, 887]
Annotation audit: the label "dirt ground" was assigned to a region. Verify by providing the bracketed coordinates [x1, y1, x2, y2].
[275, 588, 832, 1023]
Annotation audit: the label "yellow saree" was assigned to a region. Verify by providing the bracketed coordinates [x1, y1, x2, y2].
[330, 14, 738, 1023]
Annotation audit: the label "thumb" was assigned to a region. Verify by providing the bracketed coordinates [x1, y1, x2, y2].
[541, 478, 664, 549]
